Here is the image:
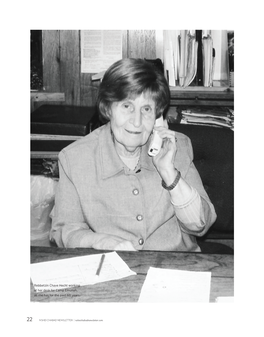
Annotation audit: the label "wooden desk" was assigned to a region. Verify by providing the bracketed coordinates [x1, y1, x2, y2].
[30, 246, 234, 303]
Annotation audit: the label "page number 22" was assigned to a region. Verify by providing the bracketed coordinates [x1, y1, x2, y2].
[27, 317, 33, 322]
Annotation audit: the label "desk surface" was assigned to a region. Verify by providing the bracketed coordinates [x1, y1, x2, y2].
[30, 246, 234, 303]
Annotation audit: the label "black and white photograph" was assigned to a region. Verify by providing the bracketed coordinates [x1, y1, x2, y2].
[3, 2, 264, 336]
[30, 28, 234, 304]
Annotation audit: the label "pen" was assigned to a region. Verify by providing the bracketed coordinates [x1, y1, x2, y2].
[96, 254, 105, 277]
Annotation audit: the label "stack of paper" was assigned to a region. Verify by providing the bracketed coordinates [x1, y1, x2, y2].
[138, 267, 211, 302]
[180, 106, 234, 129]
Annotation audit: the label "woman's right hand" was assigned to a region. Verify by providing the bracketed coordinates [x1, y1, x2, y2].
[92, 235, 137, 251]
[114, 240, 137, 251]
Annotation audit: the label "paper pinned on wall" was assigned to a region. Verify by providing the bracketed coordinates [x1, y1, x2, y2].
[81, 30, 122, 73]
[138, 267, 211, 302]
[31, 251, 136, 292]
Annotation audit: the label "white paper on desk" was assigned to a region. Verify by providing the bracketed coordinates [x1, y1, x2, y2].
[216, 296, 234, 302]
[138, 267, 211, 303]
[31, 252, 136, 292]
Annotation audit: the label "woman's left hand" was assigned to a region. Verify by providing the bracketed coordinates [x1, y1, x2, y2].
[152, 121, 178, 184]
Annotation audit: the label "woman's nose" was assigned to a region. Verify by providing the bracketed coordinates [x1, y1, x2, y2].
[131, 110, 142, 128]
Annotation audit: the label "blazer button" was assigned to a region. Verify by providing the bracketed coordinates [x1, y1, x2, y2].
[136, 214, 143, 221]
[138, 238, 144, 245]
[133, 189, 139, 195]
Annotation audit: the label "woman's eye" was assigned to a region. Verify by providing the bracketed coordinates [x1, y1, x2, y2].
[122, 103, 133, 111]
[141, 106, 152, 115]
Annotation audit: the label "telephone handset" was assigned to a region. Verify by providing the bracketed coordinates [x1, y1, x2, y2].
[148, 116, 164, 157]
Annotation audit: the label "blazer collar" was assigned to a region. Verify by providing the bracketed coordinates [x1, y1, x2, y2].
[99, 123, 155, 179]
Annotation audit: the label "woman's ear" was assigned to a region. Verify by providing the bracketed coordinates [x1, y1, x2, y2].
[105, 109, 111, 119]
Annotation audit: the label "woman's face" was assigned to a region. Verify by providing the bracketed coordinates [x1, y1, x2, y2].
[108, 93, 157, 155]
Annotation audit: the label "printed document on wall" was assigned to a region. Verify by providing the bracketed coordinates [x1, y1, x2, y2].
[81, 30, 122, 73]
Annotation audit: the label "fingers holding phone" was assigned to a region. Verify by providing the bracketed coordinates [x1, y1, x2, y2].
[150, 121, 178, 177]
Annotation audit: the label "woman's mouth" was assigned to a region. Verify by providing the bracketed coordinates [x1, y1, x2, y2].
[125, 129, 142, 135]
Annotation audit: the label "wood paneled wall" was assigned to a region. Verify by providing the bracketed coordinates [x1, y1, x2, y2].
[41, 30, 156, 108]
[124, 30, 156, 59]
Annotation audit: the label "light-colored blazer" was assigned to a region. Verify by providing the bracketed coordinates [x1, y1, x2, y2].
[50, 123, 216, 251]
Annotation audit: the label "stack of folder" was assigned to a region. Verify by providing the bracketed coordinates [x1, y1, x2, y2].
[180, 106, 234, 129]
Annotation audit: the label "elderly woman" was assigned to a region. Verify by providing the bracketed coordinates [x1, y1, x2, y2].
[50, 58, 216, 251]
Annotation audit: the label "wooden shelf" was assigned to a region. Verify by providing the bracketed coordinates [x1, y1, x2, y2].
[31, 151, 59, 159]
[30, 91, 65, 112]
[169, 84, 234, 107]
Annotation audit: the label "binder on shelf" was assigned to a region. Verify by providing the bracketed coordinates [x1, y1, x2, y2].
[195, 30, 203, 86]
[179, 30, 187, 87]
[172, 30, 180, 83]
[183, 30, 198, 88]
[178, 30, 198, 88]
[163, 31, 180, 86]
[227, 31, 234, 87]
[163, 31, 176, 86]
[202, 30, 214, 87]
[211, 30, 229, 82]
